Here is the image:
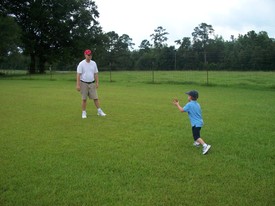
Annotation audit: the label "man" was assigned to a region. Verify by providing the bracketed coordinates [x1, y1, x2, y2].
[76, 49, 106, 118]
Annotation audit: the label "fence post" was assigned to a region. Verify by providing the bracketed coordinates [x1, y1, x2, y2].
[151, 61, 154, 83]
[174, 49, 177, 70]
[207, 69, 209, 85]
[109, 62, 112, 82]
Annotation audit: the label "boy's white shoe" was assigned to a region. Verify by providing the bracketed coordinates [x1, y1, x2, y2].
[193, 141, 200, 147]
[97, 109, 106, 116]
[202, 145, 211, 155]
[82, 111, 87, 119]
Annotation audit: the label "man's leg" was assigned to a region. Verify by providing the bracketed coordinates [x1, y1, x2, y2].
[93, 99, 100, 109]
[94, 99, 106, 116]
[82, 99, 87, 118]
[82, 99, 87, 110]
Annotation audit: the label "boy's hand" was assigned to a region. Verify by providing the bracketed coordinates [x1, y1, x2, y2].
[173, 98, 179, 105]
[173, 98, 184, 112]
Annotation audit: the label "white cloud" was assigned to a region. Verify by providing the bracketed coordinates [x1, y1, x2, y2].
[96, 0, 275, 48]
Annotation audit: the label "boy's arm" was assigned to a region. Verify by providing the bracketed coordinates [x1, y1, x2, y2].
[173, 99, 185, 112]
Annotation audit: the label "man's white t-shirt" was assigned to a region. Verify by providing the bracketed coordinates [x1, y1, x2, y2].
[77, 59, 98, 82]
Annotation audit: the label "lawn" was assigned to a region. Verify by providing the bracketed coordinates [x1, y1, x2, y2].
[0, 72, 274, 205]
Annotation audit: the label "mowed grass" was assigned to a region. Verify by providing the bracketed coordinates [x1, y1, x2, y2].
[0, 74, 274, 205]
[3, 70, 275, 89]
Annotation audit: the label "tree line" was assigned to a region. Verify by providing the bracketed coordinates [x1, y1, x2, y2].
[1, 0, 275, 73]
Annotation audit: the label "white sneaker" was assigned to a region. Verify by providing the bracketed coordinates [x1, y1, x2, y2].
[82, 111, 87, 119]
[97, 109, 106, 116]
[193, 141, 200, 147]
[202, 145, 211, 155]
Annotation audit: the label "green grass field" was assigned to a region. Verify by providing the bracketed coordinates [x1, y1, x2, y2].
[0, 71, 274, 205]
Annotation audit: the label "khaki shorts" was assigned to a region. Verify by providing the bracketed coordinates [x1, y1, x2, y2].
[80, 81, 98, 100]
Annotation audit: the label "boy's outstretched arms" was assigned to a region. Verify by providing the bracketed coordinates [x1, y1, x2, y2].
[173, 98, 184, 112]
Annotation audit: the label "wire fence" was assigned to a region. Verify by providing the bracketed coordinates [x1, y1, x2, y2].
[101, 70, 275, 89]
[1, 69, 275, 91]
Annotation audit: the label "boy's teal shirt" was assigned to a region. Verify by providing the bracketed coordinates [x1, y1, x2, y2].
[183, 100, 204, 127]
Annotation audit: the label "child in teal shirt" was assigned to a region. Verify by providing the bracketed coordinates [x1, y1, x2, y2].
[173, 90, 211, 155]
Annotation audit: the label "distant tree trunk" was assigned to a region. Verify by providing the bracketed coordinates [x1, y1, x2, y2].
[38, 56, 46, 73]
[29, 53, 36, 74]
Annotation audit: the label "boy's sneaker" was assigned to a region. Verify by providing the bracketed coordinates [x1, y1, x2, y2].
[97, 109, 106, 116]
[202, 145, 211, 155]
[193, 141, 200, 147]
[82, 111, 87, 119]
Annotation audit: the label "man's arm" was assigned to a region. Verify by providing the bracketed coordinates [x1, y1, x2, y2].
[94, 73, 99, 88]
[76, 73, 81, 91]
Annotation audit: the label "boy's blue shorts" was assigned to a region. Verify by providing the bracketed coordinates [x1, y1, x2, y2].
[192, 126, 201, 141]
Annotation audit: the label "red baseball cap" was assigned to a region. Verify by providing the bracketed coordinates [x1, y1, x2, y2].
[84, 49, 92, 55]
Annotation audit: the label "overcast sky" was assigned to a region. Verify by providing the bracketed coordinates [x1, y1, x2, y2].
[96, 0, 275, 48]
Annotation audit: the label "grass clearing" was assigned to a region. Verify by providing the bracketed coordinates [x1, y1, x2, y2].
[2, 70, 275, 90]
[0, 72, 274, 205]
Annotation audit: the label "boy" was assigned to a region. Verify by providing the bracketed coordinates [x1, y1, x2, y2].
[173, 90, 211, 155]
